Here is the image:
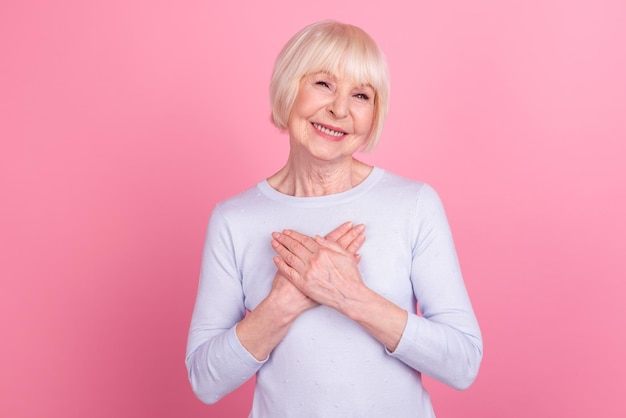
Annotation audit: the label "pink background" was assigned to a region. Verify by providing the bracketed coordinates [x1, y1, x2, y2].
[1, 0, 625, 417]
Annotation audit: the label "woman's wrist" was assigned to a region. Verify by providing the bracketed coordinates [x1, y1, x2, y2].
[338, 287, 408, 352]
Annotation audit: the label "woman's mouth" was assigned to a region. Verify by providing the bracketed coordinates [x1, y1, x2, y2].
[312, 122, 346, 138]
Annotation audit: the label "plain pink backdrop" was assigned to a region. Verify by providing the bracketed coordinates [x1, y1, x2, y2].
[1, 0, 625, 417]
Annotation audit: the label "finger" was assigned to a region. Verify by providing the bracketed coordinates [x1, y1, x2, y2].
[271, 237, 307, 270]
[313, 234, 347, 253]
[282, 229, 319, 253]
[272, 231, 307, 255]
[333, 223, 365, 252]
[324, 221, 353, 242]
[344, 231, 366, 254]
[273, 256, 302, 286]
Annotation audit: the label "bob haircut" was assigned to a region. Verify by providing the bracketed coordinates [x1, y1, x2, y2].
[270, 21, 390, 152]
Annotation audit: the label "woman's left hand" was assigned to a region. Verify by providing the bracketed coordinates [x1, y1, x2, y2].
[271, 229, 366, 311]
[271, 227, 408, 351]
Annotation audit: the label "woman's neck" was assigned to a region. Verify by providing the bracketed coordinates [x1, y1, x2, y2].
[267, 156, 373, 197]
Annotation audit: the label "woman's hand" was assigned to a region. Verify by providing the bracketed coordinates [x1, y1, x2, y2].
[236, 222, 367, 361]
[271, 229, 366, 311]
[269, 222, 365, 316]
[271, 226, 408, 352]
[323, 221, 366, 262]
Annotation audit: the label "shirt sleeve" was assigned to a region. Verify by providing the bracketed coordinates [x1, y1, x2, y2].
[185, 204, 267, 404]
[389, 184, 483, 390]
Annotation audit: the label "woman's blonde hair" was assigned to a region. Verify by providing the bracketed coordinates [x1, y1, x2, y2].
[270, 21, 390, 152]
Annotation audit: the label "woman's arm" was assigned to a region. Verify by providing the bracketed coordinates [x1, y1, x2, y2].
[186, 220, 366, 403]
[271, 186, 483, 390]
[392, 185, 483, 389]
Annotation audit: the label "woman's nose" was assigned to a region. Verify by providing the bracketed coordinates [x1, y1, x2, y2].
[327, 94, 349, 119]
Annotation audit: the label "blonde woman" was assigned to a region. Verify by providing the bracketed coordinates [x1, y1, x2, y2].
[186, 20, 482, 417]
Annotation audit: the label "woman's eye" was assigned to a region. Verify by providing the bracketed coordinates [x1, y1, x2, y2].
[354, 93, 370, 100]
[315, 81, 330, 88]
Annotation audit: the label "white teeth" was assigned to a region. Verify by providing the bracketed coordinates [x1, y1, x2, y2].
[313, 122, 344, 137]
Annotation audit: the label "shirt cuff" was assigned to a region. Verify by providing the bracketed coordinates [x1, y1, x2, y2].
[228, 325, 269, 368]
[385, 313, 419, 359]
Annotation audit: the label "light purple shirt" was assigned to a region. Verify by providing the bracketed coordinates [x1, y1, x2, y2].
[186, 167, 482, 417]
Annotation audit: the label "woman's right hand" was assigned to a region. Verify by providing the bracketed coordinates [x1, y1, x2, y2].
[237, 222, 366, 361]
[269, 222, 366, 316]
[324, 221, 366, 261]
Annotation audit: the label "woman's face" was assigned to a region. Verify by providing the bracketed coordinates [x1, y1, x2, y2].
[287, 71, 375, 163]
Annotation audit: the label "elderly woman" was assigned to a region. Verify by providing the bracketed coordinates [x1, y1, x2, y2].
[186, 20, 482, 417]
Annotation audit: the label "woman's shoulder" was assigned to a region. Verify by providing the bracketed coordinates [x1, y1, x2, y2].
[377, 168, 433, 193]
[375, 168, 445, 208]
[211, 181, 268, 214]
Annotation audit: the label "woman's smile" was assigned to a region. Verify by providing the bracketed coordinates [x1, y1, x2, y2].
[311, 122, 347, 140]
